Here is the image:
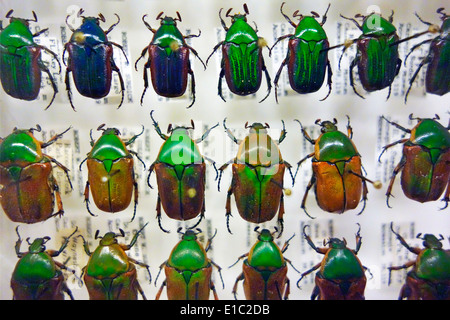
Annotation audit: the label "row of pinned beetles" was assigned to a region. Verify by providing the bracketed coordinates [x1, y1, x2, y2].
[10, 220, 450, 300]
[0, 3, 448, 110]
[1, 111, 449, 228]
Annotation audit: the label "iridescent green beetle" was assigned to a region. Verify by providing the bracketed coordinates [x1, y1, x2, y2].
[297, 224, 368, 300]
[231, 227, 298, 300]
[11, 227, 78, 300]
[79, 223, 151, 300]
[155, 228, 224, 300]
[388, 223, 450, 300]
[80, 124, 145, 221]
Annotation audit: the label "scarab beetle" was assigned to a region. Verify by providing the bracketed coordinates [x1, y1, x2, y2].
[295, 117, 381, 218]
[155, 228, 224, 300]
[379, 114, 450, 208]
[218, 119, 293, 235]
[297, 224, 368, 300]
[206, 3, 272, 102]
[271, 3, 333, 102]
[79, 124, 145, 221]
[231, 227, 298, 300]
[148, 110, 218, 232]
[135, 11, 206, 108]
[64, 9, 128, 110]
[0, 10, 60, 109]
[0, 125, 72, 223]
[11, 226, 78, 300]
[388, 223, 450, 300]
[79, 223, 151, 300]
[404, 8, 449, 102]
[339, 11, 402, 99]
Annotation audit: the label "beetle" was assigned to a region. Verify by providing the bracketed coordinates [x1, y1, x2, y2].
[135, 11, 206, 108]
[295, 117, 381, 218]
[155, 228, 224, 300]
[79, 124, 145, 221]
[11, 226, 77, 300]
[297, 224, 368, 300]
[148, 110, 218, 233]
[388, 223, 450, 300]
[378, 114, 450, 208]
[271, 3, 333, 102]
[231, 227, 297, 300]
[217, 119, 293, 235]
[338, 11, 402, 99]
[404, 8, 449, 102]
[0, 125, 73, 224]
[79, 223, 151, 300]
[206, 3, 272, 102]
[0, 10, 60, 109]
[63, 9, 128, 110]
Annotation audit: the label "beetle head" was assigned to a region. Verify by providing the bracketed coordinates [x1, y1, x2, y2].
[254, 226, 276, 242]
[245, 122, 270, 134]
[316, 118, 338, 133]
[157, 11, 182, 25]
[178, 227, 201, 241]
[225, 3, 249, 22]
[96, 229, 125, 246]
[417, 233, 444, 250]
[5, 10, 38, 25]
[27, 236, 50, 253]
[324, 237, 347, 249]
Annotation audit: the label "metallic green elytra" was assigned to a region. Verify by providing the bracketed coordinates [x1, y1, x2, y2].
[231, 228, 297, 300]
[79, 223, 151, 300]
[0, 10, 60, 109]
[206, 3, 272, 102]
[388, 223, 450, 300]
[11, 227, 77, 300]
[155, 228, 224, 300]
[297, 224, 367, 300]
[339, 11, 402, 99]
[0, 126, 73, 224]
[80, 124, 145, 221]
[148, 111, 218, 233]
[272, 3, 332, 102]
[379, 114, 450, 208]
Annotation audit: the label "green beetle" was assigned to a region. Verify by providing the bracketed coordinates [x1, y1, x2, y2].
[295, 117, 381, 218]
[218, 119, 293, 235]
[79, 223, 151, 300]
[155, 228, 224, 300]
[148, 111, 218, 232]
[11, 226, 77, 300]
[231, 227, 297, 300]
[388, 223, 450, 300]
[206, 3, 272, 102]
[379, 114, 450, 208]
[0, 10, 60, 109]
[0, 125, 72, 224]
[297, 224, 368, 300]
[338, 11, 402, 99]
[80, 124, 145, 221]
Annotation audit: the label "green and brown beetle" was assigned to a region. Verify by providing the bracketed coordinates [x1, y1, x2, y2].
[0, 125, 72, 224]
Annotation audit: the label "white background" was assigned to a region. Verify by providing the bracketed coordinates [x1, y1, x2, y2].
[0, 0, 449, 300]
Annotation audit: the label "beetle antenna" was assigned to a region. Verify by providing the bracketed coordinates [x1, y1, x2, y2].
[43, 236, 51, 244]
[225, 8, 233, 18]
[156, 11, 164, 20]
[26, 238, 32, 245]
[311, 11, 320, 18]
[175, 11, 182, 22]
[416, 232, 424, 240]
[243, 3, 249, 15]
[29, 11, 38, 22]
[254, 226, 261, 234]
[97, 123, 106, 132]
[98, 13, 106, 23]
[118, 229, 125, 238]
[77, 8, 85, 19]
[94, 230, 101, 239]
[244, 121, 250, 129]
[315, 118, 322, 125]
[433, 114, 440, 120]
[293, 10, 303, 20]
[6, 10, 14, 19]
[437, 7, 447, 19]
[177, 227, 184, 235]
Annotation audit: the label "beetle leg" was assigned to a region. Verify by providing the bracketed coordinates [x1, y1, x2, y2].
[296, 262, 321, 288]
[294, 152, 314, 182]
[41, 126, 72, 149]
[195, 122, 219, 144]
[319, 59, 333, 101]
[259, 58, 272, 103]
[311, 284, 320, 300]
[83, 181, 97, 217]
[130, 179, 138, 222]
[388, 260, 416, 285]
[378, 138, 409, 162]
[135, 46, 148, 71]
[217, 160, 233, 191]
[273, 55, 288, 103]
[385, 58, 402, 100]
[232, 272, 245, 300]
[210, 259, 225, 289]
[147, 162, 156, 189]
[205, 41, 224, 66]
[128, 256, 152, 285]
[14, 226, 25, 258]
[405, 54, 432, 103]
[440, 180, 450, 210]
[186, 43, 206, 70]
[105, 13, 120, 35]
[225, 184, 234, 234]
[385, 157, 406, 208]
[187, 64, 196, 109]
[155, 279, 167, 300]
[210, 282, 219, 300]
[156, 194, 170, 233]
[279, 2, 297, 28]
[354, 223, 362, 254]
[32, 27, 48, 38]
[53, 227, 78, 256]
[218, 65, 227, 102]
[390, 222, 422, 255]
[276, 192, 285, 237]
[37, 58, 58, 110]
[349, 55, 365, 99]
[124, 222, 149, 250]
[110, 58, 126, 109]
[78, 234, 92, 256]
[300, 172, 317, 219]
[46, 155, 73, 190]
[134, 280, 147, 300]
[218, 9, 229, 32]
[282, 278, 290, 300]
[223, 119, 241, 145]
[340, 14, 363, 30]
[64, 65, 76, 111]
[229, 252, 249, 268]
